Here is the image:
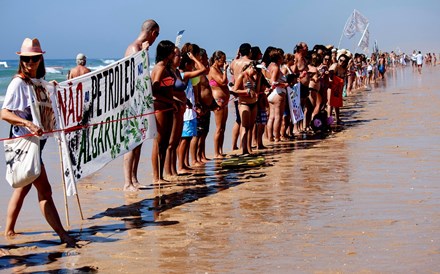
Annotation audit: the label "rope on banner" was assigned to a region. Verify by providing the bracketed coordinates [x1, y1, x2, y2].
[0, 93, 238, 143]
[0, 107, 173, 142]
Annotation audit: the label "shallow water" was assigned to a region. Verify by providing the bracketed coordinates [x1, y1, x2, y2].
[1, 66, 440, 273]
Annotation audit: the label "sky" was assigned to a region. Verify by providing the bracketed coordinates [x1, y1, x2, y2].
[1, 0, 439, 60]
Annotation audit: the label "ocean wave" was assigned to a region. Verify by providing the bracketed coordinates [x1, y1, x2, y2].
[102, 59, 116, 65]
[88, 65, 108, 71]
[46, 67, 63, 74]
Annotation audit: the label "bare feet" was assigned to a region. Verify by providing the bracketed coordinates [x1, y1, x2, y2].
[214, 154, 225, 159]
[191, 161, 205, 167]
[177, 168, 192, 175]
[164, 174, 178, 181]
[60, 234, 77, 248]
[123, 183, 138, 192]
[201, 157, 210, 163]
[133, 181, 148, 189]
[4, 230, 16, 237]
[152, 179, 169, 186]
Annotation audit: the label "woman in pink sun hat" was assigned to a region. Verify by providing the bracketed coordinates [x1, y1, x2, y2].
[1, 38, 76, 247]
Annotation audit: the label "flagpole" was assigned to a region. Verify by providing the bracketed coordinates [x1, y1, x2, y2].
[338, 11, 353, 49]
[52, 82, 84, 223]
[355, 23, 369, 53]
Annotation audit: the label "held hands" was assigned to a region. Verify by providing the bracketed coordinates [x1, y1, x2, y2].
[26, 121, 43, 136]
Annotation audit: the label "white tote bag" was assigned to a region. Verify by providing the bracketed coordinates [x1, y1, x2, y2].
[4, 80, 43, 188]
[4, 135, 41, 188]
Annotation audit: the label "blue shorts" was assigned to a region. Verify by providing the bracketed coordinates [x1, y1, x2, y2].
[182, 118, 197, 137]
[256, 110, 268, 125]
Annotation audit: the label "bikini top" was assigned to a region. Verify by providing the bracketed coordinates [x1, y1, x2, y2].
[174, 73, 187, 91]
[209, 79, 220, 87]
[160, 76, 175, 87]
[191, 76, 200, 86]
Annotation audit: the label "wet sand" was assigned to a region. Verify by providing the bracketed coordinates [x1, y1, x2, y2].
[1, 66, 440, 273]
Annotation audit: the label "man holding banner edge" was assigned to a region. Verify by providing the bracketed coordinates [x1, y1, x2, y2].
[123, 19, 160, 191]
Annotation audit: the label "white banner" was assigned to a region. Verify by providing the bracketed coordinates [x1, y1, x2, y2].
[287, 84, 304, 124]
[343, 9, 369, 39]
[56, 50, 156, 196]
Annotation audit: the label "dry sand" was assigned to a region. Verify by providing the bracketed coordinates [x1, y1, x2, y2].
[1, 66, 440, 273]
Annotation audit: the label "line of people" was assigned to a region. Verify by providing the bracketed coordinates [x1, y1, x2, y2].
[142, 38, 354, 189]
[2, 18, 398, 247]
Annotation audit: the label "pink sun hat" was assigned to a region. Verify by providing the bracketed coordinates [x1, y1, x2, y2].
[16, 38, 46, 56]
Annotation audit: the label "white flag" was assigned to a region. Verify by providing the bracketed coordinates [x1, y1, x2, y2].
[343, 9, 369, 39]
[358, 27, 370, 53]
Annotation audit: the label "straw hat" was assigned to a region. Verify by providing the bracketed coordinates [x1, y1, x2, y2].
[337, 49, 352, 60]
[16, 38, 45, 56]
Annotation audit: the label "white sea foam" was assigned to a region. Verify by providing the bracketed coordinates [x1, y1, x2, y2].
[88, 65, 107, 71]
[102, 59, 116, 65]
[46, 67, 63, 74]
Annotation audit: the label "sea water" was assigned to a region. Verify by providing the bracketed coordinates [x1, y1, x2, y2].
[0, 58, 117, 102]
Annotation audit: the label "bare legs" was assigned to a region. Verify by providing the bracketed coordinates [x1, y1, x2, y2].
[231, 100, 240, 150]
[152, 107, 173, 184]
[267, 93, 285, 142]
[4, 184, 32, 237]
[239, 103, 257, 155]
[213, 106, 228, 158]
[5, 166, 76, 247]
[177, 137, 192, 173]
[164, 104, 185, 178]
[123, 145, 142, 191]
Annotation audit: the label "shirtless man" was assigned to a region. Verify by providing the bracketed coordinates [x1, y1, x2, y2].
[123, 19, 160, 191]
[67, 53, 91, 79]
[229, 43, 252, 150]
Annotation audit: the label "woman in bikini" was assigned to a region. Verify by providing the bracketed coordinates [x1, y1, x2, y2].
[266, 48, 289, 142]
[177, 43, 206, 173]
[233, 61, 259, 155]
[150, 40, 177, 184]
[208, 50, 229, 158]
[166, 44, 206, 176]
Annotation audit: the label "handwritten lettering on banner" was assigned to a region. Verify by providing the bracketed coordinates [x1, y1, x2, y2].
[56, 50, 156, 196]
[287, 84, 304, 123]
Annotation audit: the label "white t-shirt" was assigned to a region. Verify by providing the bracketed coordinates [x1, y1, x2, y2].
[416, 53, 423, 65]
[3, 77, 35, 137]
[183, 77, 197, 121]
[2, 77, 53, 138]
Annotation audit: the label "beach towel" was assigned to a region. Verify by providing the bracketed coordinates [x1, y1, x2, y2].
[330, 76, 344, 108]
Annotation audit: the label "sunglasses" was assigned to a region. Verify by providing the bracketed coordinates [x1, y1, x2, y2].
[21, 55, 41, 63]
[339, 59, 346, 63]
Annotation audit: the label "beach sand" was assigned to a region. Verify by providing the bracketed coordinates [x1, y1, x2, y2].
[1, 66, 440, 272]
